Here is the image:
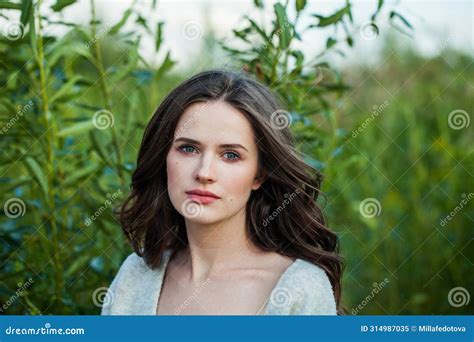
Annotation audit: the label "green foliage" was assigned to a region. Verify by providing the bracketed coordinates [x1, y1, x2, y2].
[220, 0, 402, 184]
[0, 0, 175, 314]
[325, 46, 473, 314]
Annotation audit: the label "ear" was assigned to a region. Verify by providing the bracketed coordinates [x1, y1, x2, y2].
[251, 179, 262, 191]
[251, 171, 267, 191]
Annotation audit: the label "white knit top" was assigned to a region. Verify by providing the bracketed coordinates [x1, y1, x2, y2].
[101, 250, 337, 315]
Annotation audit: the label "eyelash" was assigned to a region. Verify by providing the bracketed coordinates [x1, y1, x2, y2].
[177, 144, 241, 161]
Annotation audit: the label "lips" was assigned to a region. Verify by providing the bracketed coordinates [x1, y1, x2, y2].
[185, 189, 220, 198]
[185, 189, 220, 205]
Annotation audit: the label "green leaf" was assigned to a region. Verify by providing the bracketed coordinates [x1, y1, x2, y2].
[58, 120, 95, 137]
[296, 0, 306, 13]
[109, 8, 132, 35]
[346, 35, 353, 47]
[0, 1, 21, 10]
[155, 22, 163, 52]
[247, 17, 269, 42]
[110, 43, 139, 83]
[6, 69, 20, 90]
[291, 50, 304, 67]
[312, 6, 349, 27]
[0, 176, 30, 193]
[326, 37, 337, 49]
[253, 0, 263, 9]
[51, 0, 76, 12]
[290, 50, 304, 75]
[29, 8, 38, 62]
[89, 131, 113, 169]
[233, 27, 252, 43]
[65, 254, 91, 278]
[49, 76, 83, 104]
[389, 11, 413, 30]
[371, 0, 384, 20]
[23, 156, 48, 197]
[274, 3, 291, 50]
[136, 15, 151, 33]
[155, 51, 175, 80]
[48, 40, 94, 67]
[346, 3, 353, 23]
[20, 0, 32, 27]
[22, 296, 42, 315]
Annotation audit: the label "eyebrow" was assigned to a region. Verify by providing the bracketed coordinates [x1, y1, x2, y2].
[173, 137, 249, 152]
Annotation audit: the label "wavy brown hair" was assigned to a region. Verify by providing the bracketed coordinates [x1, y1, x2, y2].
[118, 69, 344, 311]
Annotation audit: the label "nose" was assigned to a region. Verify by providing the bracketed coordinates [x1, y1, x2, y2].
[194, 152, 216, 184]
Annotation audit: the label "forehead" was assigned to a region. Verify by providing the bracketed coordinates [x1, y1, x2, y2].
[174, 101, 256, 146]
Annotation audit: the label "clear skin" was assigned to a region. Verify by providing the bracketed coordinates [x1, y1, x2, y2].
[159, 100, 295, 315]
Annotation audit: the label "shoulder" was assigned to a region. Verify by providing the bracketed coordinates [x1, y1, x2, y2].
[118, 252, 148, 273]
[267, 259, 337, 315]
[109, 252, 151, 283]
[100, 251, 167, 315]
[111, 250, 172, 277]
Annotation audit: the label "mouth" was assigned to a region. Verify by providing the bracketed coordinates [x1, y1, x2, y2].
[186, 193, 219, 204]
[185, 189, 220, 205]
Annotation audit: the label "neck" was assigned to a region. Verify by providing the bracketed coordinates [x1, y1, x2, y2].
[181, 207, 262, 282]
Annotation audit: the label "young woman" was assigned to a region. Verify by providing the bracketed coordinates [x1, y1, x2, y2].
[101, 69, 344, 315]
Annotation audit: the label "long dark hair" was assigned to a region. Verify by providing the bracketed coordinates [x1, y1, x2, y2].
[118, 69, 344, 311]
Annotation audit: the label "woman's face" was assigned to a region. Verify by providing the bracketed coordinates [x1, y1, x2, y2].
[166, 100, 263, 224]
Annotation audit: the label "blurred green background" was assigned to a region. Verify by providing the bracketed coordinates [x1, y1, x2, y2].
[0, 0, 472, 315]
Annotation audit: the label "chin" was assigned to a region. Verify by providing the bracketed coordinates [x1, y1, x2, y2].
[184, 215, 223, 225]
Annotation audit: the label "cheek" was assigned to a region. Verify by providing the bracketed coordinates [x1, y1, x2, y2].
[166, 152, 184, 187]
[223, 165, 258, 201]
